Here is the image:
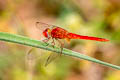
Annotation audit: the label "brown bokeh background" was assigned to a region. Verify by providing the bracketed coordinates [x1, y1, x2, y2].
[0, 0, 120, 80]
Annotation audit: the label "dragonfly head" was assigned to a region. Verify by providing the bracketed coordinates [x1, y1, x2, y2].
[43, 28, 51, 38]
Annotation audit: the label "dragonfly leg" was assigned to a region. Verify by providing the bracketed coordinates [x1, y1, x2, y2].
[51, 38, 55, 48]
[45, 39, 64, 66]
[42, 38, 50, 46]
[56, 39, 64, 55]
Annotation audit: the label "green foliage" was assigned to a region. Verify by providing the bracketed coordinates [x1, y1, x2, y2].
[0, 32, 120, 70]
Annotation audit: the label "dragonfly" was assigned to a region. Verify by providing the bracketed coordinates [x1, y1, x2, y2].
[28, 22, 109, 66]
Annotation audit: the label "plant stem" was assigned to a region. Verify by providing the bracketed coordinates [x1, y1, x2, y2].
[0, 32, 120, 70]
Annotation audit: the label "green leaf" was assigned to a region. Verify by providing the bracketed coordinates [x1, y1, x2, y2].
[0, 32, 120, 70]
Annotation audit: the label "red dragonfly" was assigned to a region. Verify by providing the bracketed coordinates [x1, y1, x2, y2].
[36, 22, 109, 44]
[28, 22, 109, 66]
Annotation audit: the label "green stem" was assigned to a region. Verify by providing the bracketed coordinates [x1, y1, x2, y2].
[0, 32, 120, 70]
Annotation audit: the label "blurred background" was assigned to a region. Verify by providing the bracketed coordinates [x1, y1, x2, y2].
[0, 0, 120, 80]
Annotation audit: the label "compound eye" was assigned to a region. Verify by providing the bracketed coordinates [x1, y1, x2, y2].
[43, 28, 50, 38]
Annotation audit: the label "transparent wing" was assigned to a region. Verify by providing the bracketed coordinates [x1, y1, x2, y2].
[26, 48, 59, 67]
[27, 48, 36, 61]
[36, 22, 56, 30]
[35, 22, 57, 40]
[45, 53, 58, 66]
[26, 48, 37, 69]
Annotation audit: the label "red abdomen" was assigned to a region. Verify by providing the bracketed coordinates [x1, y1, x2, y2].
[67, 33, 109, 42]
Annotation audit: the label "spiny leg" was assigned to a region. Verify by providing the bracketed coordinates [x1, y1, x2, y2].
[56, 39, 64, 56]
[45, 39, 64, 66]
[51, 38, 55, 48]
[42, 38, 50, 46]
[45, 38, 56, 66]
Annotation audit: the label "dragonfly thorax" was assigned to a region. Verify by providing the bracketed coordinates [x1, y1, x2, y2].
[43, 28, 51, 38]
